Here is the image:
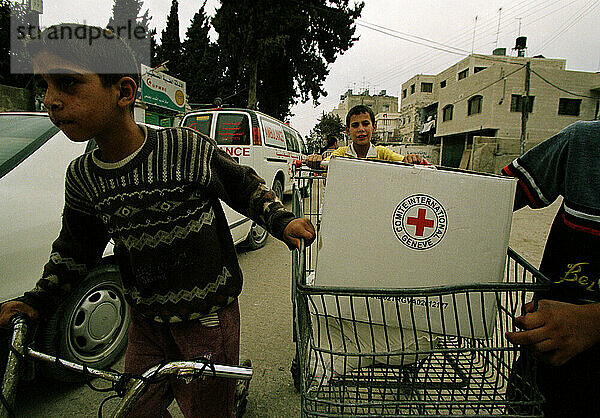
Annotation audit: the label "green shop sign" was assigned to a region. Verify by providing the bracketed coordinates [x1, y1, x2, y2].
[140, 64, 186, 112]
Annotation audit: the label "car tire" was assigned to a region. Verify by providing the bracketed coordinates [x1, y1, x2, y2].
[242, 221, 269, 250]
[37, 265, 130, 382]
[272, 179, 284, 202]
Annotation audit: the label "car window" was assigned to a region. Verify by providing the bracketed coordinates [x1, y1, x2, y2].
[0, 114, 60, 179]
[297, 134, 308, 155]
[284, 129, 299, 152]
[215, 113, 251, 145]
[182, 114, 212, 136]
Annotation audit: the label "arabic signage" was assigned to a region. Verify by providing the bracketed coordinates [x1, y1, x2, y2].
[140, 64, 186, 112]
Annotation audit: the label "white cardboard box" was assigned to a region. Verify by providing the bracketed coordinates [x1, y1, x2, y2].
[314, 157, 517, 338]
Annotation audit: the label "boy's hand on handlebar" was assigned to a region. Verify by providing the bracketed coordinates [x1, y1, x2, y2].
[283, 217, 316, 250]
[305, 154, 324, 169]
[0, 301, 38, 328]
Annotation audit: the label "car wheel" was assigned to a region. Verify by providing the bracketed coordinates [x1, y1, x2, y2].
[38, 265, 130, 382]
[242, 221, 269, 250]
[272, 179, 284, 202]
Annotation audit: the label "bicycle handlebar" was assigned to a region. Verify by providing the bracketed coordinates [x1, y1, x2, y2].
[0, 313, 253, 418]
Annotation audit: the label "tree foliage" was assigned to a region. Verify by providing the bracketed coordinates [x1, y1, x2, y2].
[180, 5, 223, 106]
[213, 0, 363, 120]
[310, 112, 345, 152]
[107, 0, 154, 67]
[155, 0, 181, 77]
[0, 0, 33, 88]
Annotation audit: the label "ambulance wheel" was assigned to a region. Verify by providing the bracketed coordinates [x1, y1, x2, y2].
[242, 222, 268, 250]
[272, 179, 283, 201]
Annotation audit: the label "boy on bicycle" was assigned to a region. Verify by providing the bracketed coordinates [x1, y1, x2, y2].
[0, 24, 315, 417]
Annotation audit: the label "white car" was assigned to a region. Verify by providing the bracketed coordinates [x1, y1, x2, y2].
[0, 112, 268, 381]
[0, 112, 130, 381]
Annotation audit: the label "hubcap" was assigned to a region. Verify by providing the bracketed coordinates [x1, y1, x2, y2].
[67, 285, 127, 362]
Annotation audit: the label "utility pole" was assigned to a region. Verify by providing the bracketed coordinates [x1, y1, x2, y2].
[520, 61, 531, 155]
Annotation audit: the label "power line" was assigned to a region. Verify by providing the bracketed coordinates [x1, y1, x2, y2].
[531, 67, 600, 99]
[533, 0, 600, 54]
[449, 65, 526, 106]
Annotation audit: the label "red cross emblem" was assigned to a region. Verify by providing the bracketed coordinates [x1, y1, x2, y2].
[407, 208, 434, 236]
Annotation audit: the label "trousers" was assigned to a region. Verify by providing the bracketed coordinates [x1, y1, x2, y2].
[124, 300, 240, 417]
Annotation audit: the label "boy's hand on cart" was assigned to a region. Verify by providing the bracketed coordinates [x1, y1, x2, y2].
[0, 301, 38, 328]
[506, 299, 600, 366]
[305, 154, 324, 169]
[283, 217, 315, 250]
[403, 154, 422, 164]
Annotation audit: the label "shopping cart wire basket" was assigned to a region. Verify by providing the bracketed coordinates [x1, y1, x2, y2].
[291, 167, 548, 417]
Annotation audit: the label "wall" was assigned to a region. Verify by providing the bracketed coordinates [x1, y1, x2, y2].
[386, 144, 441, 165]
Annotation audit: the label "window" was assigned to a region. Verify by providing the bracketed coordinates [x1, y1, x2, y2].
[410, 84, 415, 94]
[402, 89, 407, 98]
[216, 113, 251, 145]
[284, 129, 299, 152]
[458, 69, 469, 80]
[421, 82, 433, 93]
[440, 80, 447, 88]
[0, 114, 59, 178]
[510, 94, 535, 113]
[183, 114, 212, 136]
[468, 95, 483, 115]
[474, 66, 486, 73]
[442, 105, 453, 122]
[558, 98, 582, 116]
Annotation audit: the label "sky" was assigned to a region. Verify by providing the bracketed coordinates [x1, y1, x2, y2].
[34, 0, 600, 136]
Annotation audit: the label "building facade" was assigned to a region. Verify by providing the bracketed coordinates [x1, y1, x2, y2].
[331, 89, 398, 124]
[374, 112, 401, 142]
[400, 52, 600, 169]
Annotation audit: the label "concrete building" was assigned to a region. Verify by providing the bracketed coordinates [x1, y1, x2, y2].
[374, 112, 401, 143]
[399, 50, 600, 172]
[331, 89, 398, 124]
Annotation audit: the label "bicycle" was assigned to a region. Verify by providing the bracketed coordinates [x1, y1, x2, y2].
[0, 314, 253, 418]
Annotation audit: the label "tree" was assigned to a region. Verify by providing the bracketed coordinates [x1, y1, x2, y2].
[180, 4, 223, 106]
[155, 0, 181, 78]
[107, 0, 154, 67]
[0, 0, 33, 88]
[309, 112, 345, 152]
[213, 0, 363, 120]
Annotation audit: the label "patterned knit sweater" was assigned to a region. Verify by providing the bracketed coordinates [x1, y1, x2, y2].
[19, 126, 295, 323]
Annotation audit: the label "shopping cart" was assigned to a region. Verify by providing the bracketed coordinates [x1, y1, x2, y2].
[291, 166, 548, 417]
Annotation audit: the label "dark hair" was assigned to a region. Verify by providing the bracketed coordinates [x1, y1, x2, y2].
[346, 105, 375, 127]
[27, 23, 139, 109]
[326, 134, 338, 148]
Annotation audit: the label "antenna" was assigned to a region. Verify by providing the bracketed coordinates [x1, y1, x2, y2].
[471, 15, 478, 54]
[516, 18, 522, 36]
[495, 8, 502, 48]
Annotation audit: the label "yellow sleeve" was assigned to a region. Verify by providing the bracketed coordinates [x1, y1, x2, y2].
[377, 146, 404, 162]
[324, 146, 347, 161]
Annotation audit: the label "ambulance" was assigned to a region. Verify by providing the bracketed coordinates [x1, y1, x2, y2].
[181, 108, 307, 249]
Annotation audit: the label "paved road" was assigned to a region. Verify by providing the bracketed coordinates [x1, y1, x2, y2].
[11, 197, 561, 417]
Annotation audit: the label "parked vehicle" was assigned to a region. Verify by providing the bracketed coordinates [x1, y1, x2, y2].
[181, 108, 308, 249]
[0, 112, 128, 381]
